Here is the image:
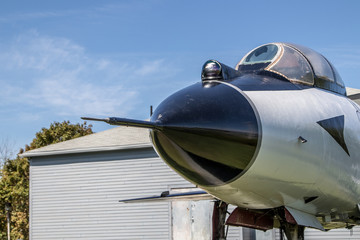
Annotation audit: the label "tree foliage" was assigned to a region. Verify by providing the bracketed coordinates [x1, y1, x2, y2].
[0, 121, 93, 239]
[29, 121, 93, 150]
[0, 157, 29, 240]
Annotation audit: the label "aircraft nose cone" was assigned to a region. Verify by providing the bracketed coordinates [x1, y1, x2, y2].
[150, 82, 260, 187]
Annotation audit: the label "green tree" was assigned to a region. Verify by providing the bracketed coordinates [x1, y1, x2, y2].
[0, 157, 29, 240]
[0, 121, 93, 240]
[29, 121, 93, 150]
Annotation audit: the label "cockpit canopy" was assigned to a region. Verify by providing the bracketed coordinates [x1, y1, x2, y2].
[236, 43, 346, 95]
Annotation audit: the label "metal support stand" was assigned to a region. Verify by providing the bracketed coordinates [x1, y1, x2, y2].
[212, 201, 228, 240]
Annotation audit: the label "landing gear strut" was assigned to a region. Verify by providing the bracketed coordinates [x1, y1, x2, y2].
[213, 203, 307, 240]
[281, 223, 305, 240]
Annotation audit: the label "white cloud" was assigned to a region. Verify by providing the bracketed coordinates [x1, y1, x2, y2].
[0, 1, 154, 23]
[3, 31, 85, 72]
[0, 31, 174, 119]
[0, 11, 67, 23]
[135, 59, 165, 76]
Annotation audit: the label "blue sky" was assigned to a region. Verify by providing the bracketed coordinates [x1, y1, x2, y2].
[1, 0, 360, 155]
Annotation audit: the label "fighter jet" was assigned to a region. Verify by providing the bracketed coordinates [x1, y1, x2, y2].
[83, 43, 360, 240]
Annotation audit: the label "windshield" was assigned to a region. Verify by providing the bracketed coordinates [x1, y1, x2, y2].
[242, 44, 279, 65]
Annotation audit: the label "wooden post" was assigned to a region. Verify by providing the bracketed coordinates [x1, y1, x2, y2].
[6, 211, 10, 240]
[5, 203, 11, 240]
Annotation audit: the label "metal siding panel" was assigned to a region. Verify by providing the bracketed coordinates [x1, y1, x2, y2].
[274, 227, 360, 240]
[30, 149, 194, 239]
[29, 158, 33, 240]
[226, 205, 243, 240]
[275, 229, 282, 240]
[304, 227, 360, 239]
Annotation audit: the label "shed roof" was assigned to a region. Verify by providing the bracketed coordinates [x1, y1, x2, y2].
[347, 87, 360, 105]
[21, 126, 152, 158]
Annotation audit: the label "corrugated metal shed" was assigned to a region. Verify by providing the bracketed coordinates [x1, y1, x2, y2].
[29, 150, 180, 239]
[23, 125, 360, 239]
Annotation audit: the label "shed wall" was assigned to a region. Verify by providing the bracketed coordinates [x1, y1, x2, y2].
[29, 148, 245, 239]
[30, 148, 194, 239]
[274, 227, 360, 240]
[304, 227, 360, 239]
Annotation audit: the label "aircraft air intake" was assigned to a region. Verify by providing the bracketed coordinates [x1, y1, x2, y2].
[149, 81, 260, 187]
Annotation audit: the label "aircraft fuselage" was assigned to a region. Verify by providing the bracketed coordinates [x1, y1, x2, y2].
[150, 74, 360, 222]
[84, 42, 360, 238]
